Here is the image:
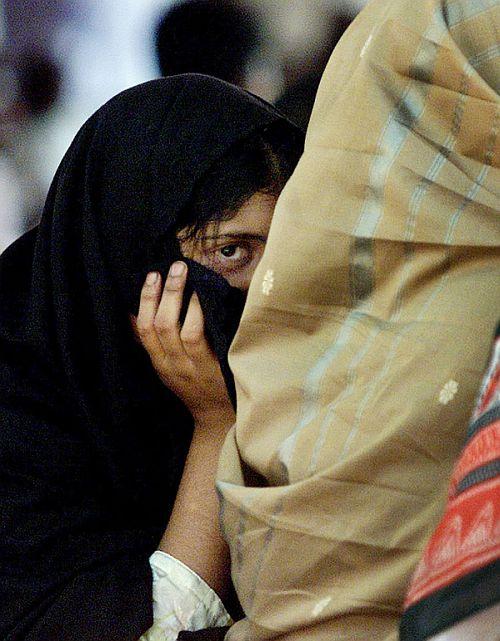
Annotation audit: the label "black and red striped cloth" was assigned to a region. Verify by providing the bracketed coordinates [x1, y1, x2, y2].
[400, 324, 500, 640]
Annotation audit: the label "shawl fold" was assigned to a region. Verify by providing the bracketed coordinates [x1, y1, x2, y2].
[0, 75, 297, 640]
[217, 1, 500, 639]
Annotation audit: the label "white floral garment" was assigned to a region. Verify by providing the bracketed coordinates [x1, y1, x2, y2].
[140, 551, 230, 641]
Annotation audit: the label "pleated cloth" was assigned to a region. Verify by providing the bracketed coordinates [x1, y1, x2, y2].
[217, 1, 500, 639]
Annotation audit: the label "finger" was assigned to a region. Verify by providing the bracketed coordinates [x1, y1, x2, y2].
[135, 272, 164, 355]
[154, 261, 189, 357]
[180, 292, 210, 356]
[129, 314, 141, 344]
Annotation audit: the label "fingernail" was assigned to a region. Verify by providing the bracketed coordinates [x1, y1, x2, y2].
[169, 261, 186, 277]
[146, 271, 159, 285]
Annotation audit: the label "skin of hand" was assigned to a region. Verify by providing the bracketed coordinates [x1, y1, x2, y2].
[132, 261, 235, 425]
[132, 261, 235, 599]
[157, 414, 233, 601]
[129, 194, 277, 599]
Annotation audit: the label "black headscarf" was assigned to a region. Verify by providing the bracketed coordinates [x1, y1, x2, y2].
[0, 75, 299, 641]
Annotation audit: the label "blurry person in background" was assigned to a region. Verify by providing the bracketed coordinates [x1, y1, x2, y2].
[0, 151, 24, 252]
[0, 0, 174, 254]
[275, 9, 355, 130]
[15, 53, 61, 116]
[153, 0, 356, 126]
[155, 0, 260, 89]
[1, 0, 78, 198]
[0, 51, 62, 252]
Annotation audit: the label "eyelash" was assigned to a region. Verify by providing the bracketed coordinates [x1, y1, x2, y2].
[210, 243, 252, 272]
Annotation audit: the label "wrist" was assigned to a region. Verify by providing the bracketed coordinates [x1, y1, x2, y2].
[192, 404, 235, 432]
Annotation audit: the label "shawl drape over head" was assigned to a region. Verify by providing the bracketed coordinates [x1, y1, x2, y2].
[0, 74, 297, 641]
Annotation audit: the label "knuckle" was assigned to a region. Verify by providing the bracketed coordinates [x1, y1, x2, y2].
[181, 326, 204, 345]
[182, 333, 201, 346]
[136, 321, 153, 338]
[153, 317, 175, 334]
[165, 281, 182, 293]
[141, 289, 158, 301]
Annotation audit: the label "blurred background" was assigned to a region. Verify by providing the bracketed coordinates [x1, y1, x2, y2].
[0, 0, 366, 252]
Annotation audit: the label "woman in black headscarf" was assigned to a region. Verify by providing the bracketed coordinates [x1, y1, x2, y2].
[0, 75, 303, 641]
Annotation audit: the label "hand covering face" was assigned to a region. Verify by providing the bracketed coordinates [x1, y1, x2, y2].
[0, 74, 297, 641]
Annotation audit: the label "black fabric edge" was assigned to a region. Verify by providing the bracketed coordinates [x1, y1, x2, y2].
[399, 559, 500, 641]
[456, 458, 500, 495]
[467, 404, 500, 440]
[177, 627, 230, 640]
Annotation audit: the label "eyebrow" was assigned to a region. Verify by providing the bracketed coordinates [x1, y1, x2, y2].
[200, 232, 267, 243]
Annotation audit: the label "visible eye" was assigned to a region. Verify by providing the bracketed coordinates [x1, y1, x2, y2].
[179, 235, 267, 290]
[218, 244, 247, 261]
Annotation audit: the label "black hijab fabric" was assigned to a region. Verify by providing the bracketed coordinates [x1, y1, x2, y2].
[0, 75, 296, 641]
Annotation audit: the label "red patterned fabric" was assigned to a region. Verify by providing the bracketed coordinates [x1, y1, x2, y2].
[400, 325, 500, 640]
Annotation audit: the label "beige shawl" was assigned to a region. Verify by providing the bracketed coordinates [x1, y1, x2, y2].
[217, 0, 500, 639]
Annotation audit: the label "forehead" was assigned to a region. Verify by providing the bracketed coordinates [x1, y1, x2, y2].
[205, 192, 277, 238]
